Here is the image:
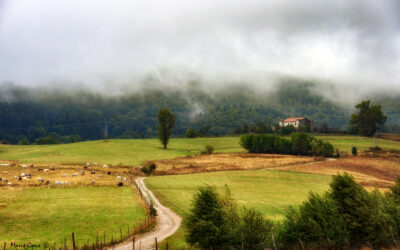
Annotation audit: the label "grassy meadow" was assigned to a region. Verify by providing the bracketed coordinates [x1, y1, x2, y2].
[0, 186, 146, 247]
[0, 135, 399, 166]
[145, 169, 332, 247]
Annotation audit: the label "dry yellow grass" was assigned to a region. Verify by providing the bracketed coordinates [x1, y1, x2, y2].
[0, 162, 140, 187]
[279, 156, 400, 188]
[147, 153, 315, 174]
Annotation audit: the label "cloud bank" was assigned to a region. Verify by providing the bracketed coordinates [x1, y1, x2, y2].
[0, 0, 399, 93]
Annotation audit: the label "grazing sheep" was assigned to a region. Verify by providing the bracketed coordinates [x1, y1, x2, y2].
[37, 177, 43, 181]
[107, 171, 111, 175]
[99, 174, 103, 178]
[91, 171, 96, 175]
[117, 176, 122, 180]
[43, 169, 49, 172]
[72, 173, 79, 177]
[63, 173, 68, 177]
[94, 163, 98, 166]
[3, 178, 8, 182]
[50, 167, 55, 170]
[30, 164, 34, 167]
[118, 182, 123, 187]
[7, 182, 12, 185]
[86, 163, 90, 166]
[65, 181, 70, 185]
[84, 165, 88, 169]
[13, 176, 18, 180]
[22, 177, 28, 180]
[103, 164, 108, 168]
[123, 177, 127, 181]
[38, 168, 43, 171]
[91, 180, 96, 184]
[80, 170, 85, 175]
[46, 180, 50, 184]
[4, 171, 8, 174]
[21, 165, 28, 169]
[55, 181, 64, 185]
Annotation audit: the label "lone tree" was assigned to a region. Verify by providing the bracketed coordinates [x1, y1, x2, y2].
[349, 100, 387, 137]
[157, 108, 176, 149]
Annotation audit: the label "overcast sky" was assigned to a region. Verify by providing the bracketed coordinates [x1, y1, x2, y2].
[0, 0, 399, 92]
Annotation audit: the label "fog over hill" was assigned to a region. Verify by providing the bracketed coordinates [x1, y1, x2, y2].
[0, 0, 399, 143]
[0, 0, 399, 97]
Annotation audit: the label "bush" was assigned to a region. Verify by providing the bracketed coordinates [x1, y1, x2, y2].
[186, 185, 274, 249]
[279, 125, 295, 135]
[18, 138, 30, 145]
[141, 164, 156, 176]
[352, 146, 358, 156]
[35, 135, 60, 145]
[282, 173, 400, 247]
[149, 203, 157, 217]
[201, 145, 215, 154]
[240, 133, 334, 157]
[185, 128, 197, 138]
[0, 139, 9, 145]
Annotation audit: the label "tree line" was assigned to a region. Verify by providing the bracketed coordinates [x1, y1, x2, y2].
[0, 81, 398, 144]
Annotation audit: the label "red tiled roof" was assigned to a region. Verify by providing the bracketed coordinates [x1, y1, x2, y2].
[282, 117, 305, 122]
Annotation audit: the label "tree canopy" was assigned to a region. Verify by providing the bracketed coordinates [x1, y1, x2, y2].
[350, 100, 387, 137]
[157, 108, 176, 149]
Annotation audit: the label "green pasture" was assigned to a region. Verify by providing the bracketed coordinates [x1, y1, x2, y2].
[0, 135, 399, 166]
[0, 186, 146, 247]
[145, 169, 332, 247]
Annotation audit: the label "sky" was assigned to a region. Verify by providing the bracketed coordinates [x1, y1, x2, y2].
[0, 0, 399, 93]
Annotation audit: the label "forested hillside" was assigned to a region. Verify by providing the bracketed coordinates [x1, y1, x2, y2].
[0, 80, 398, 144]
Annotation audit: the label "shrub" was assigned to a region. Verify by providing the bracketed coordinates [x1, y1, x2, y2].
[18, 138, 30, 145]
[149, 203, 157, 217]
[35, 135, 60, 145]
[185, 186, 230, 248]
[0, 139, 9, 145]
[352, 146, 358, 156]
[311, 139, 334, 157]
[141, 164, 156, 176]
[185, 128, 197, 138]
[290, 133, 313, 155]
[201, 145, 215, 154]
[279, 125, 295, 135]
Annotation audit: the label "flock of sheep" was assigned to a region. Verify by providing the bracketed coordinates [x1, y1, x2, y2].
[0, 162, 130, 187]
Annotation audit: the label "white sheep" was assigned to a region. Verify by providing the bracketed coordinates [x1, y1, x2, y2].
[72, 173, 79, 177]
[13, 176, 18, 179]
[43, 169, 49, 172]
[94, 162, 98, 166]
[4, 171, 8, 174]
[20, 173, 26, 177]
[65, 181, 70, 185]
[21, 165, 28, 168]
[63, 173, 68, 177]
[7, 182, 12, 185]
[99, 174, 103, 178]
[117, 176, 122, 180]
[55, 181, 64, 185]
[103, 164, 108, 168]
[86, 162, 90, 166]
[123, 177, 127, 181]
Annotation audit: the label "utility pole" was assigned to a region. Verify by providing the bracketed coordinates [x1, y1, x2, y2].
[104, 120, 109, 139]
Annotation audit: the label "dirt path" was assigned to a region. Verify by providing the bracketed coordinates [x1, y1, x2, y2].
[110, 177, 182, 250]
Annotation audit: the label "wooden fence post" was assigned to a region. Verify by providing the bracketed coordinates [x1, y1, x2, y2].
[3, 242, 6, 250]
[165, 242, 168, 250]
[271, 229, 277, 250]
[155, 237, 158, 250]
[132, 236, 135, 250]
[72, 233, 76, 250]
[389, 225, 398, 245]
[120, 227, 122, 242]
[96, 233, 99, 249]
[298, 238, 304, 250]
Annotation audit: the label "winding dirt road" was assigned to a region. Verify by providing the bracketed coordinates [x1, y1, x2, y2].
[110, 177, 182, 250]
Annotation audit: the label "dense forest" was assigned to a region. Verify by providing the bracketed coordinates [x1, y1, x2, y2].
[0, 79, 399, 144]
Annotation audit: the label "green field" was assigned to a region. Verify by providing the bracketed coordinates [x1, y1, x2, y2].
[145, 169, 332, 247]
[0, 135, 399, 166]
[0, 187, 146, 247]
[0, 138, 242, 165]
